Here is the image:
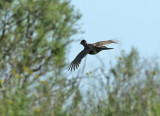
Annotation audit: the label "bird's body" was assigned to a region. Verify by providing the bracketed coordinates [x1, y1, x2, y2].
[68, 40, 117, 71]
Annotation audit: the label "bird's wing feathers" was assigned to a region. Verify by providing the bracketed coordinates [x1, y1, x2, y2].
[68, 49, 89, 71]
[92, 40, 117, 47]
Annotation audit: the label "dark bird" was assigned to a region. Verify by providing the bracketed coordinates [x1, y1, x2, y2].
[68, 40, 117, 71]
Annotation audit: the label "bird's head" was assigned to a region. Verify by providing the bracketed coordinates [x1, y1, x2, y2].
[80, 40, 87, 45]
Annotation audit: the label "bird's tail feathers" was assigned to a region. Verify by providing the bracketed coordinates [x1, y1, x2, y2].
[101, 47, 113, 50]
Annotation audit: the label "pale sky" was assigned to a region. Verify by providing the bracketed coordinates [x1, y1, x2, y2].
[68, 0, 160, 72]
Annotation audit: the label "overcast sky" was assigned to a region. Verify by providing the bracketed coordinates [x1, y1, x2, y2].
[68, 0, 160, 72]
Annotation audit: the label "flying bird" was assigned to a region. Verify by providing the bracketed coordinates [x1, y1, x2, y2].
[68, 40, 117, 71]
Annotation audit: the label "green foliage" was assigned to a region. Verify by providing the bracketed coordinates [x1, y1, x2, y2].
[0, 0, 81, 115]
[75, 48, 160, 116]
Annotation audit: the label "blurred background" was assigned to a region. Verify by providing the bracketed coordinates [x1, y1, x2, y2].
[70, 0, 160, 72]
[0, 0, 160, 116]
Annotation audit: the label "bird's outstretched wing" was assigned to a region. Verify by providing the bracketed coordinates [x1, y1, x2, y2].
[68, 49, 89, 71]
[92, 40, 117, 47]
